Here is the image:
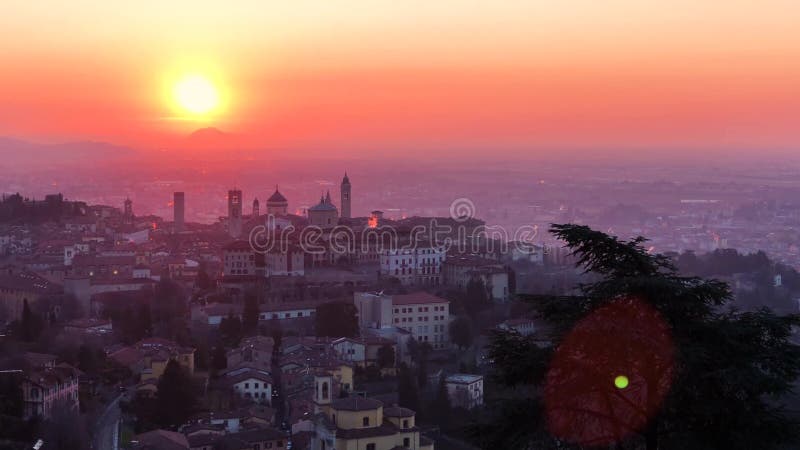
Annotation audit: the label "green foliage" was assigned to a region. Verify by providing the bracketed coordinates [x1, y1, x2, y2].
[397, 363, 419, 413]
[19, 299, 43, 342]
[464, 278, 491, 317]
[156, 359, 196, 428]
[211, 344, 227, 377]
[219, 311, 242, 346]
[428, 374, 453, 430]
[377, 344, 395, 369]
[475, 224, 800, 450]
[242, 293, 260, 335]
[196, 263, 213, 290]
[448, 315, 474, 350]
[39, 400, 88, 450]
[314, 301, 359, 338]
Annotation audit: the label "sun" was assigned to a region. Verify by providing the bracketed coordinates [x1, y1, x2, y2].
[173, 74, 220, 115]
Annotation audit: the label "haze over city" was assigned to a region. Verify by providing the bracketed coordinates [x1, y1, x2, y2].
[1, 2, 800, 450]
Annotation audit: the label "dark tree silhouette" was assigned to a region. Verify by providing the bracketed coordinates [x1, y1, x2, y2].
[397, 363, 419, 413]
[448, 315, 473, 350]
[242, 293, 260, 335]
[377, 344, 395, 369]
[20, 299, 43, 342]
[470, 224, 800, 450]
[196, 263, 213, 290]
[211, 344, 227, 378]
[219, 311, 242, 346]
[315, 301, 358, 338]
[428, 373, 453, 430]
[156, 359, 196, 428]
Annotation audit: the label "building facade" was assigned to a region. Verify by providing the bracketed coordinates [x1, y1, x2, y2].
[354, 292, 450, 350]
[228, 189, 243, 238]
[380, 244, 446, 286]
[312, 373, 434, 450]
[445, 373, 484, 409]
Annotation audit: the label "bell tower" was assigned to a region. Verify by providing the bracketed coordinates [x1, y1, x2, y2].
[340, 172, 351, 219]
[314, 373, 334, 415]
[228, 189, 242, 238]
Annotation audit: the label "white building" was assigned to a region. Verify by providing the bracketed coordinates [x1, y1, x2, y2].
[264, 246, 305, 276]
[226, 369, 273, 405]
[354, 291, 450, 350]
[380, 244, 446, 286]
[259, 302, 316, 321]
[445, 373, 483, 409]
[223, 240, 255, 276]
[330, 338, 366, 366]
[21, 365, 80, 419]
[497, 318, 536, 336]
[510, 242, 545, 264]
[442, 255, 510, 302]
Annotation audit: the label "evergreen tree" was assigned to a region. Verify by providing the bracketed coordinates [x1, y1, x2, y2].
[448, 315, 474, 350]
[471, 224, 800, 450]
[377, 344, 395, 369]
[20, 299, 42, 342]
[429, 373, 453, 430]
[242, 293, 260, 335]
[156, 360, 195, 428]
[464, 278, 491, 317]
[137, 301, 152, 339]
[314, 302, 359, 338]
[219, 311, 242, 346]
[211, 344, 227, 377]
[196, 264, 213, 290]
[397, 363, 419, 412]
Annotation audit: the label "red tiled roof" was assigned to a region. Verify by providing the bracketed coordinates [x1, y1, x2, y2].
[392, 292, 448, 306]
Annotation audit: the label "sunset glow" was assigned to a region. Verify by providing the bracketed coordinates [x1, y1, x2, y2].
[0, 1, 798, 157]
[173, 74, 219, 115]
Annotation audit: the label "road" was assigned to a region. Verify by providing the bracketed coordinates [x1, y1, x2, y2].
[92, 394, 122, 450]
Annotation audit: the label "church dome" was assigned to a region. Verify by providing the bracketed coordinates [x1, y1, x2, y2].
[267, 188, 287, 204]
[309, 201, 337, 212]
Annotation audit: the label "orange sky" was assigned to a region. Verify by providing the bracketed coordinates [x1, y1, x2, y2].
[0, 1, 798, 157]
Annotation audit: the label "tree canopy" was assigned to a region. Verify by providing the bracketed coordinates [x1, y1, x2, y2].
[471, 224, 800, 450]
[315, 301, 359, 338]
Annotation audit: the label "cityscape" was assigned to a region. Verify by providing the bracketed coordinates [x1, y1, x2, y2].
[2, 2, 800, 450]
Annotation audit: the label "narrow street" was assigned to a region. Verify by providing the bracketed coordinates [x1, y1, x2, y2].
[92, 394, 122, 450]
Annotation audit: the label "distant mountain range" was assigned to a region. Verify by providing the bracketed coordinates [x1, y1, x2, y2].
[183, 127, 245, 151]
[0, 136, 139, 166]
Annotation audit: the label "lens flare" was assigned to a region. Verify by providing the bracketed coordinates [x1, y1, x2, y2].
[544, 297, 674, 447]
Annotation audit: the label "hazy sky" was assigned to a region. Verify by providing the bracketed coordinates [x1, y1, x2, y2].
[0, 1, 798, 157]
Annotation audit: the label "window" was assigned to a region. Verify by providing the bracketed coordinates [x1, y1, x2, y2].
[245, 383, 249, 388]
[403, 437, 410, 447]
[366, 444, 376, 450]
[403, 419, 409, 428]
[363, 416, 370, 426]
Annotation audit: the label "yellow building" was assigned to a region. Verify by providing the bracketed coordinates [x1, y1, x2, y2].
[312, 374, 434, 450]
[110, 338, 195, 381]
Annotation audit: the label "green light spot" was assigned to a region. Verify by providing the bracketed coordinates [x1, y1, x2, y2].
[614, 375, 629, 389]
